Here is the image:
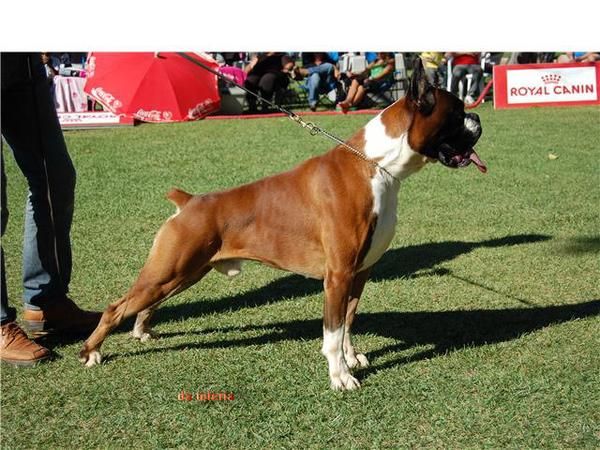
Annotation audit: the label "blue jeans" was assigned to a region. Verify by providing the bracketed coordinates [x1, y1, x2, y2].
[1, 53, 76, 324]
[305, 63, 336, 107]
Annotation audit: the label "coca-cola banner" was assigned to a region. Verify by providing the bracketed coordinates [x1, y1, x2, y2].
[493, 62, 600, 109]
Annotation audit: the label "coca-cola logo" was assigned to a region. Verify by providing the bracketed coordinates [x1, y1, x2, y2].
[135, 109, 174, 122]
[91, 87, 122, 110]
[187, 99, 216, 120]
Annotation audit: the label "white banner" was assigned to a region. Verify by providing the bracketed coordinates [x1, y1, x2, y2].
[58, 112, 133, 129]
[506, 66, 598, 104]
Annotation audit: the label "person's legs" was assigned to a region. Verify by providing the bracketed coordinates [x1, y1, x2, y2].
[257, 73, 276, 107]
[314, 62, 335, 96]
[450, 65, 468, 97]
[258, 72, 289, 108]
[306, 72, 322, 109]
[1, 59, 76, 311]
[244, 74, 261, 113]
[2, 149, 50, 366]
[339, 79, 360, 108]
[466, 64, 483, 98]
[351, 84, 367, 108]
[1, 150, 16, 325]
[306, 63, 335, 109]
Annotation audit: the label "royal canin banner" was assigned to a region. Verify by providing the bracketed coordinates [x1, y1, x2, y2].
[493, 62, 600, 109]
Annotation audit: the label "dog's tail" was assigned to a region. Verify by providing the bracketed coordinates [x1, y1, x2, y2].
[166, 187, 193, 210]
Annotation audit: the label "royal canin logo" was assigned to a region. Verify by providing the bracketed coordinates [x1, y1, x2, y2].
[541, 74, 561, 84]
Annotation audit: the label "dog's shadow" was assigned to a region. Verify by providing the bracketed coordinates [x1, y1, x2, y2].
[154, 233, 551, 322]
[106, 233, 600, 379]
[118, 299, 600, 382]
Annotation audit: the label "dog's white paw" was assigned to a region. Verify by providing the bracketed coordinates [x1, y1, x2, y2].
[346, 353, 370, 369]
[131, 329, 156, 342]
[330, 373, 361, 391]
[331, 374, 361, 391]
[81, 350, 102, 367]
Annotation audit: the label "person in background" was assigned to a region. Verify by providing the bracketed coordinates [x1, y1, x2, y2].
[420, 51, 445, 86]
[516, 52, 538, 64]
[59, 53, 71, 68]
[336, 52, 395, 112]
[243, 52, 294, 114]
[41, 52, 59, 79]
[292, 52, 339, 111]
[557, 52, 600, 63]
[447, 52, 483, 105]
[1, 53, 101, 367]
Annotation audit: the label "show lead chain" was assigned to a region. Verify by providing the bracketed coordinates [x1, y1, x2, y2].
[176, 52, 399, 182]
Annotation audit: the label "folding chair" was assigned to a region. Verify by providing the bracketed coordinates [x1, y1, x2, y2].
[286, 72, 341, 111]
[365, 53, 408, 107]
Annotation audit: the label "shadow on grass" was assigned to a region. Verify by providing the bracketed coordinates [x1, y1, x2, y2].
[154, 233, 551, 324]
[561, 235, 600, 255]
[117, 299, 600, 383]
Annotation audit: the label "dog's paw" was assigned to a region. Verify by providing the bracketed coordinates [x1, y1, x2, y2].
[130, 329, 156, 342]
[330, 373, 361, 391]
[79, 350, 102, 367]
[346, 353, 370, 369]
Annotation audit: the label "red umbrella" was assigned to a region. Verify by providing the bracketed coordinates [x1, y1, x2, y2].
[84, 52, 221, 123]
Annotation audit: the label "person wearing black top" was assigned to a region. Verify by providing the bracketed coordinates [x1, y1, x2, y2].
[243, 52, 293, 113]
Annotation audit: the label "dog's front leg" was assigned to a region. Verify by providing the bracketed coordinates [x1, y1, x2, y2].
[322, 269, 361, 391]
[344, 269, 371, 369]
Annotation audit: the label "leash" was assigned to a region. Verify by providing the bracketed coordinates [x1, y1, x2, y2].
[176, 52, 399, 182]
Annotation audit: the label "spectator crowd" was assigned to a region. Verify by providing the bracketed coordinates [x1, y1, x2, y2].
[209, 51, 600, 114]
[40, 51, 600, 116]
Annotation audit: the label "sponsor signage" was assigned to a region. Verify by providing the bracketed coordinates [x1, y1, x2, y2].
[493, 62, 600, 108]
[58, 111, 134, 129]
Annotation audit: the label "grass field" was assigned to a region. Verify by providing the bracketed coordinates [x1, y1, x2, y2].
[1, 103, 599, 448]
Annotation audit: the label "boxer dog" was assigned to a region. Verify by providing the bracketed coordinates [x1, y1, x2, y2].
[80, 59, 486, 390]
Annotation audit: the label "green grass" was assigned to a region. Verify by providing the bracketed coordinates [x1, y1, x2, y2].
[2, 103, 599, 449]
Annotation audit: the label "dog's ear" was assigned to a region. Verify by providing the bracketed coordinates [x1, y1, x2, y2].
[408, 57, 435, 115]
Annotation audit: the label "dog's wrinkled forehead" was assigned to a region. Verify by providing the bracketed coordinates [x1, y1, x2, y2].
[435, 89, 466, 126]
[408, 89, 465, 148]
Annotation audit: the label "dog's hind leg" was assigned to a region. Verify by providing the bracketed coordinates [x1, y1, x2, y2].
[343, 269, 370, 370]
[131, 307, 156, 342]
[131, 264, 213, 343]
[79, 215, 217, 367]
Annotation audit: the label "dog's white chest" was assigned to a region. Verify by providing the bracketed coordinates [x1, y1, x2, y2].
[359, 176, 399, 271]
[357, 112, 424, 272]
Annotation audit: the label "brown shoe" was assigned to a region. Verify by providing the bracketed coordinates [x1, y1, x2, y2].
[1, 322, 51, 366]
[22, 297, 101, 336]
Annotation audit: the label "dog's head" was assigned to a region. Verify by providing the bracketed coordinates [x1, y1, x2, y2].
[406, 58, 487, 173]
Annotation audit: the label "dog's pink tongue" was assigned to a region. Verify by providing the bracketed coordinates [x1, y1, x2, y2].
[469, 150, 487, 173]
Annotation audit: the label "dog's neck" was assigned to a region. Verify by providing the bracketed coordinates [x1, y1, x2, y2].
[361, 100, 430, 182]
